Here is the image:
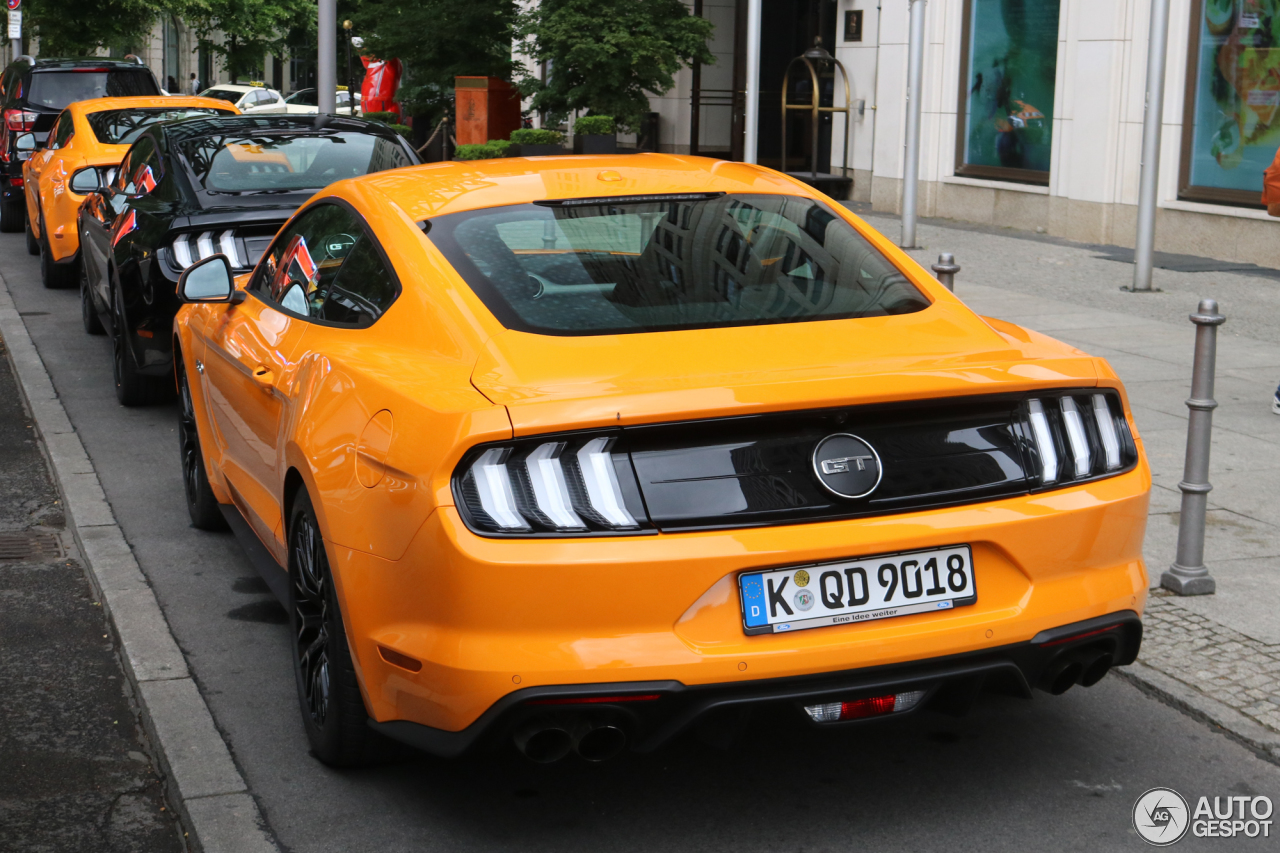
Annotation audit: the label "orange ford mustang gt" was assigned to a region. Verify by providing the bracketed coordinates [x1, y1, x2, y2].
[22, 95, 236, 288]
[171, 155, 1149, 767]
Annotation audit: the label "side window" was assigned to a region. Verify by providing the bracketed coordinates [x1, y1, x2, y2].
[250, 203, 398, 327]
[51, 111, 75, 149]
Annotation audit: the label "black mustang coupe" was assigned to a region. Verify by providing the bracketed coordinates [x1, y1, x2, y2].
[78, 114, 418, 404]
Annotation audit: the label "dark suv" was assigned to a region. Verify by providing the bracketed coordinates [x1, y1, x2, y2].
[0, 57, 160, 231]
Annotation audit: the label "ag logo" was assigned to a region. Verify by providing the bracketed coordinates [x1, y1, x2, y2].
[812, 433, 882, 499]
[1133, 787, 1190, 846]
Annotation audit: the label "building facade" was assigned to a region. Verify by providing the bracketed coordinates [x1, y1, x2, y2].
[640, 0, 1280, 267]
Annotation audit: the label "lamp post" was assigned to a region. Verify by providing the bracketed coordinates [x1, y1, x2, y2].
[342, 19, 354, 115]
[1131, 0, 1173, 292]
[901, 0, 927, 249]
[318, 0, 336, 114]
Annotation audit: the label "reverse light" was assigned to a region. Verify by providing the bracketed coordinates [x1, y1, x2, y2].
[455, 434, 647, 536]
[805, 690, 927, 722]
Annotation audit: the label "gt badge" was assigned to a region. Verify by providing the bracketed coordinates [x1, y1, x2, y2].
[813, 433, 882, 499]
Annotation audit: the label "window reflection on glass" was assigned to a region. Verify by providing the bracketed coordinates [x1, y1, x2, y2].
[1186, 0, 1280, 198]
[959, 0, 1060, 177]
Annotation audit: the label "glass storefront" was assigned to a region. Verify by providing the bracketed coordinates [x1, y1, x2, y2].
[956, 0, 1061, 183]
[1181, 0, 1280, 205]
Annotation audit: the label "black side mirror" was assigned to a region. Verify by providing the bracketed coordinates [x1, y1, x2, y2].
[177, 254, 245, 304]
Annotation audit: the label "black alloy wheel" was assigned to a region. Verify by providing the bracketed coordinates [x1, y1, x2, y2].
[289, 490, 382, 766]
[111, 284, 160, 406]
[80, 262, 104, 335]
[25, 214, 40, 255]
[0, 194, 23, 234]
[177, 359, 226, 530]
[39, 215, 77, 289]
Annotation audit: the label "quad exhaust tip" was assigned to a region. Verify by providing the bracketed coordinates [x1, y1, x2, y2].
[513, 722, 572, 764]
[514, 718, 629, 763]
[1040, 647, 1115, 695]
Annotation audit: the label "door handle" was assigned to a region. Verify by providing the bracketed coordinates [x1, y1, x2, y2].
[252, 365, 275, 388]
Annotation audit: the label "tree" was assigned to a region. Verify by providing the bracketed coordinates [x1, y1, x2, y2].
[352, 0, 516, 120]
[186, 0, 314, 83]
[514, 0, 713, 131]
[25, 0, 172, 57]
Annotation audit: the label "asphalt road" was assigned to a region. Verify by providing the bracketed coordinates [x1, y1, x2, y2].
[3, 229, 1279, 852]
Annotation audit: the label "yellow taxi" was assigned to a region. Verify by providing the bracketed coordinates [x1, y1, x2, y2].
[22, 95, 236, 288]
[171, 155, 1150, 766]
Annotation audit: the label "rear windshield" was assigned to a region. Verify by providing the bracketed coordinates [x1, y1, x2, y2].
[87, 107, 233, 144]
[175, 131, 414, 193]
[26, 69, 159, 110]
[428, 194, 931, 336]
[285, 90, 317, 106]
[199, 88, 243, 105]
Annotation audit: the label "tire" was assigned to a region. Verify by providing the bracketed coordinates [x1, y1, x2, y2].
[80, 262, 105, 335]
[0, 194, 24, 234]
[177, 358, 227, 531]
[25, 214, 40, 255]
[111, 284, 163, 406]
[289, 490, 378, 766]
[39, 218, 78, 289]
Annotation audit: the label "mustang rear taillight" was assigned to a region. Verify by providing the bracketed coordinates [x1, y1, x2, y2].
[455, 435, 648, 536]
[1023, 391, 1135, 487]
[4, 109, 38, 132]
[805, 690, 927, 722]
[171, 230, 245, 270]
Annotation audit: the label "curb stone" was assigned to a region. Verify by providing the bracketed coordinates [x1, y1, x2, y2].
[0, 274, 278, 853]
[1114, 662, 1280, 765]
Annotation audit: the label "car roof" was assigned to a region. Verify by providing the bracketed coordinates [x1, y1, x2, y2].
[20, 58, 152, 71]
[345, 154, 817, 221]
[202, 84, 265, 93]
[68, 96, 239, 117]
[158, 113, 402, 144]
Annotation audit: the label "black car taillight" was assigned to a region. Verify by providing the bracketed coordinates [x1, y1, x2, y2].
[453, 434, 652, 536]
[1021, 390, 1136, 487]
[171, 230, 246, 270]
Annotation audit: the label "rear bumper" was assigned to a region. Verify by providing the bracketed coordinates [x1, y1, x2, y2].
[368, 610, 1142, 757]
[334, 462, 1150, 739]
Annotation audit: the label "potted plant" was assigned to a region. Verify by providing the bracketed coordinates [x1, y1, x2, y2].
[509, 128, 565, 156]
[573, 115, 617, 154]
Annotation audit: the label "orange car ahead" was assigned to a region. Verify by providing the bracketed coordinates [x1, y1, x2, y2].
[22, 96, 236, 288]
[172, 155, 1149, 767]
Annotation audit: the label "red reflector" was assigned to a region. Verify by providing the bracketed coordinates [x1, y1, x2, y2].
[1040, 625, 1119, 648]
[839, 694, 896, 720]
[527, 694, 661, 706]
[9, 177, 22, 186]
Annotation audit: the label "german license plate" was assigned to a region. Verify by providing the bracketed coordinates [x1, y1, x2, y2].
[739, 545, 976, 635]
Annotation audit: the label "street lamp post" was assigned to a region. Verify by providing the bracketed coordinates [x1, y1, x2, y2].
[1131, 0, 1172, 292]
[318, 0, 337, 114]
[901, 0, 927, 249]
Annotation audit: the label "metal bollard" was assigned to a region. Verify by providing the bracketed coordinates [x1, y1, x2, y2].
[932, 253, 960, 292]
[1161, 298, 1225, 596]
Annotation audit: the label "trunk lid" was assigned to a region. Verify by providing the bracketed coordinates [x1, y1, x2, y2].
[470, 301, 1099, 434]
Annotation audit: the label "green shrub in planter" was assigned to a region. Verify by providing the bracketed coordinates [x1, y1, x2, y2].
[573, 115, 616, 136]
[388, 124, 412, 139]
[361, 111, 400, 125]
[454, 139, 515, 161]
[510, 128, 564, 145]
